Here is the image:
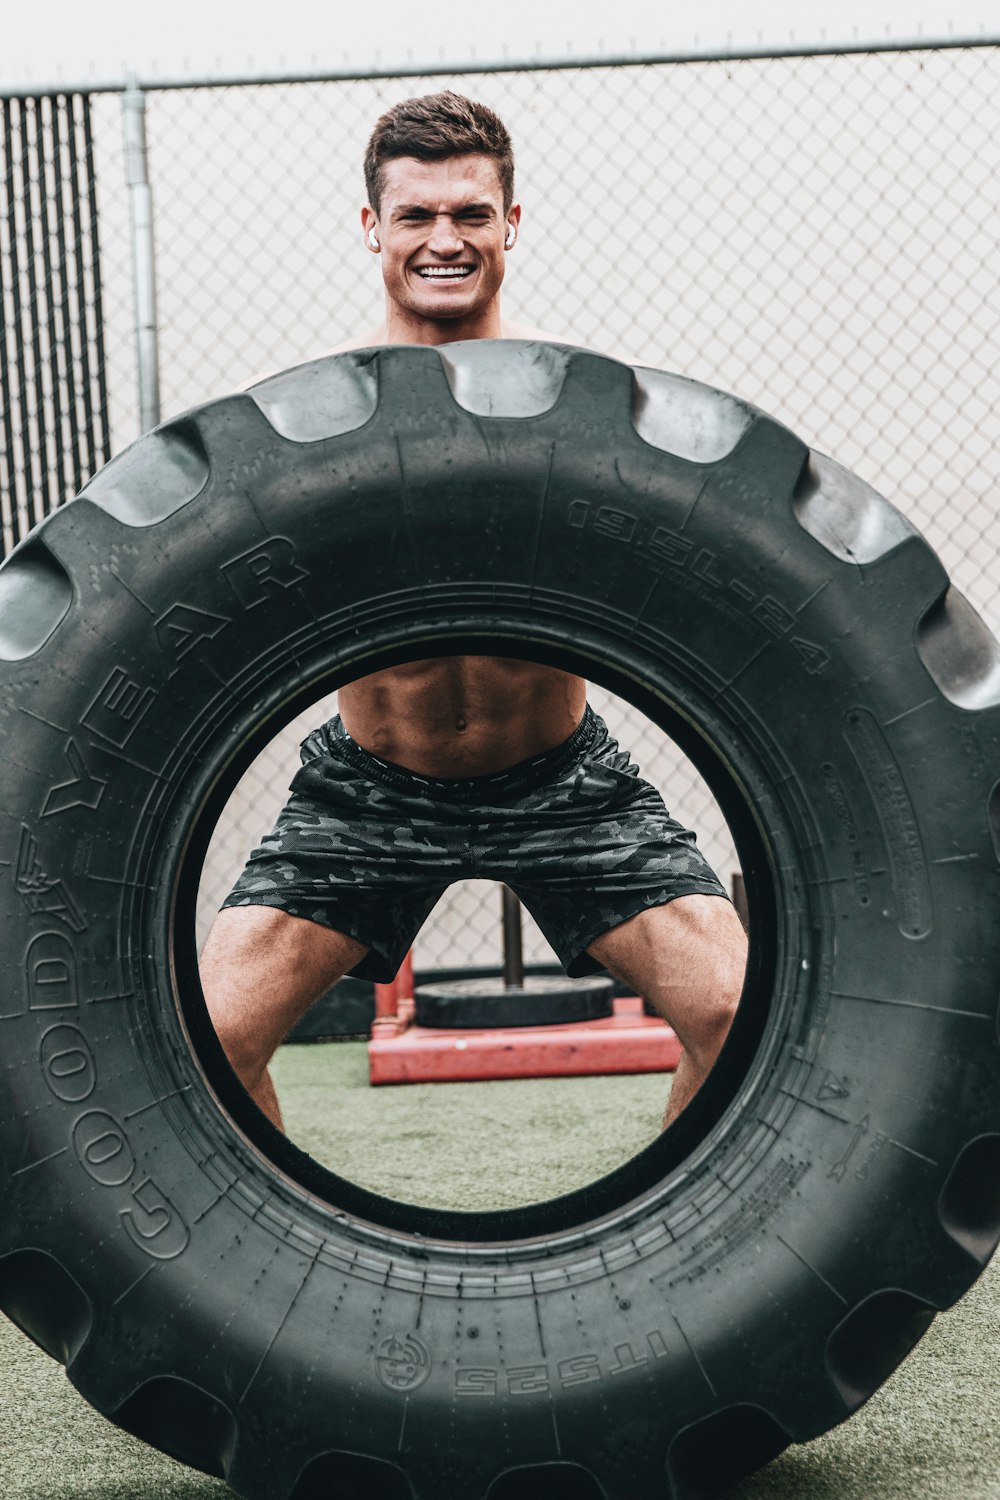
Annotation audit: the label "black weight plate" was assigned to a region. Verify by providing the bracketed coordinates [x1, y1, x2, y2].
[413, 974, 615, 1028]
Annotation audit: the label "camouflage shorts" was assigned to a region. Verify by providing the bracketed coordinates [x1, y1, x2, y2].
[221, 706, 729, 982]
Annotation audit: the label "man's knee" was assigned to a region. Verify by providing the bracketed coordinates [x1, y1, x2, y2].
[685, 978, 739, 1061]
[669, 896, 744, 1063]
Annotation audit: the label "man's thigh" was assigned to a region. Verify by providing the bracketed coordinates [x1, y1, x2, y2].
[200, 906, 369, 1071]
[586, 895, 747, 1009]
[220, 729, 464, 982]
[588, 895, 747, 1080]
[497, 782, 730, 978]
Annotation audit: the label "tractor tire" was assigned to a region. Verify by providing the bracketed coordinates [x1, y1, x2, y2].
[1, 342, 998, 1500]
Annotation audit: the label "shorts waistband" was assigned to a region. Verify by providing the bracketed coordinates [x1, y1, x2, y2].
[329, 705, 600, 800]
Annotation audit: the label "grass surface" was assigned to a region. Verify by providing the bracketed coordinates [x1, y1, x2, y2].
[271, 1038, 670, 1208]
[3, 1042, 999, 1498]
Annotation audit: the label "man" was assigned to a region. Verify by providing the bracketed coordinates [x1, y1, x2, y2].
[201, 91, 747, 1134]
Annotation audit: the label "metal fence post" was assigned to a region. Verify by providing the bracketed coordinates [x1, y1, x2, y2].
[122, 79, 160, 433]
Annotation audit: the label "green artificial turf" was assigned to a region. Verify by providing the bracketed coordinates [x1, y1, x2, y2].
[270, 1038, 670, 1207]
[2, 1042, 999, 1498]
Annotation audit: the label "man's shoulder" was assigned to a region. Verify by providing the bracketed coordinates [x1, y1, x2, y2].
[500, 322, 653, 369]
[238, 327, 652, 394]
[318, 328, 390, 356]
[498, 318, 578, 345]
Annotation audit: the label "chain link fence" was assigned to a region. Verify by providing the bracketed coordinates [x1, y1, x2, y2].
[0, 93, 111, 553]
[21, 42, 1000, 971]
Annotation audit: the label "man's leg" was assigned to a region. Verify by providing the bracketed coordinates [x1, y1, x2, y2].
[200, 906, 369, 1131]
[586, 894, 747, 1127]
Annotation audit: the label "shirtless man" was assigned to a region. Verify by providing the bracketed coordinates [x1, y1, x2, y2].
[201, 91, 747, 1133]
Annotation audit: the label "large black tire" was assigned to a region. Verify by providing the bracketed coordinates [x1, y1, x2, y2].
[1, 342, 999, 1500]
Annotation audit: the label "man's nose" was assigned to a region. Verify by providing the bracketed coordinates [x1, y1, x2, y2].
[426, 217, 464, 255]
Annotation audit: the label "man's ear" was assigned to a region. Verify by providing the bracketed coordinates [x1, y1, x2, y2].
[361, 206, 380, 253]
[504, 203, 522, 250]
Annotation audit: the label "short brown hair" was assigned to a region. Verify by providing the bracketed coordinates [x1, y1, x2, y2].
[364, 91, 515, 215]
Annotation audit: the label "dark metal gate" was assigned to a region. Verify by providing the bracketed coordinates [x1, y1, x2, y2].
[1, 93, 110, 557]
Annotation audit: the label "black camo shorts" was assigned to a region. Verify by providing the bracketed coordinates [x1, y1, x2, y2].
[221, 706, 729, 982]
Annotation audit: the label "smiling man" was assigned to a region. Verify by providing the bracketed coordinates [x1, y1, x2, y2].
[361, 146, 517, 341]
[334, 94, 547, 348]
[201, 92, 747, 1134]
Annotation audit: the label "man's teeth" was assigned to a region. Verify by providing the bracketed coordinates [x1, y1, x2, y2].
[418, 266, 472, 278]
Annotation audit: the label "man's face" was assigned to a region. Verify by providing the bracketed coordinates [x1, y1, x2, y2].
[365, 154, 519, 327]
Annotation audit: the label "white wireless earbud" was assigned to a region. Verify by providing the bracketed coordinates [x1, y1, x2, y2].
[368, 228, 380, 250]
[505, 224, 516, 248]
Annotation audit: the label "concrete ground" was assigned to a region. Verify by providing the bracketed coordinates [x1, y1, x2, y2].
[2, 1041, 998, 1498]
